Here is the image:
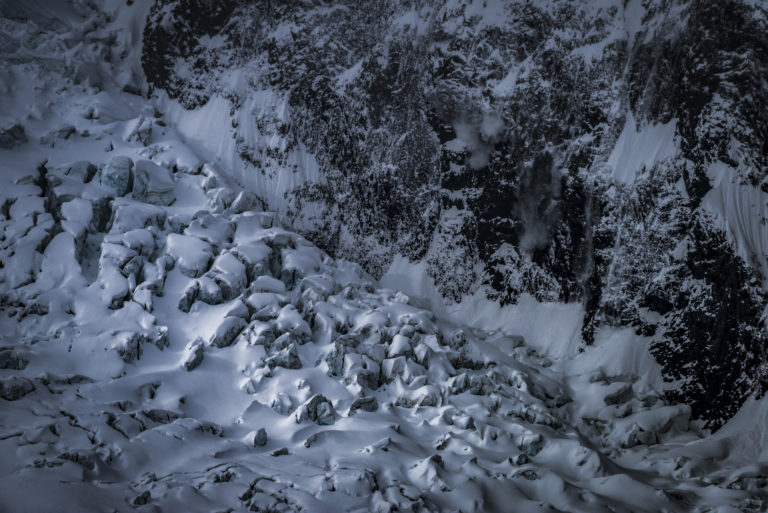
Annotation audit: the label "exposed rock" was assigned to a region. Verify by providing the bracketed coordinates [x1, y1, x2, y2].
[271, 447, 290, 457]
[229, 190, 264, 214]
[112, 332, 151, 363]
[142, 409, 181, 424]
[196, 276, 223, 305]
[132, 491, 151, 506]
[178, 280, 200, 312]
[140, 0, 768, 430]
[325, 342, 345, 377]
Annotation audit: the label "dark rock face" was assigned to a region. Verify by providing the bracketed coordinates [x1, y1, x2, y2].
[142, 0, 238, 108]
[142, 0, 768, 429]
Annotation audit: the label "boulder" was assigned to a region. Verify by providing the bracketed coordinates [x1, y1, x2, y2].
[349, 396, 378, 416]
[112, 332, 147, 363]
[229, 190, 264, 214]
[178, 280, 200, 312]
[166, 233, 212, 278]
[197, 276, 223, 305]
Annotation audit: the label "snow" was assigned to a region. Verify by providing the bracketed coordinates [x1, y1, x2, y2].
[624, 0, 645, 47]
[335, 58, 363, 93]
[457, 0, 508, 29]
[0, 2, 766, 512]
[392, 10, 431, 36]
[607, 111, 678, 184]
[160, 89, 323, 214]
[702, 161, 768, 283]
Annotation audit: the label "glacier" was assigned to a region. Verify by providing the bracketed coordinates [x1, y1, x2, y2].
[1, 1, 768, 512]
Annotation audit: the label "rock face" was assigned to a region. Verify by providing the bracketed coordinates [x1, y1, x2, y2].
[142, 0, 768, 429]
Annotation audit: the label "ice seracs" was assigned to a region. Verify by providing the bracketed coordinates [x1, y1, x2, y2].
[0, 2, 766, 510]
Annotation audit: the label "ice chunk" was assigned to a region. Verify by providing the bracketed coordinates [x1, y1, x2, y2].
[208, 316, 246, 348]
[0, 377, 35, 401]
[209, 252, 247, 300]
[100, 155, 134, 196]
[166, 234, 212, 278]
[183, 338, 205, 371]
[265, 343, 301, 369]
[132, 160, 175, 205]
[0, 123, 27, 149]
[296, 394, 335, 425]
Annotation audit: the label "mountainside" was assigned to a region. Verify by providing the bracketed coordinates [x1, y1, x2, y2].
[2, 0, 768, 511]
[138, 0, 768, 430]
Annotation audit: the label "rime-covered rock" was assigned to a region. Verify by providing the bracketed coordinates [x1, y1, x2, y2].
[182, 338, 205, 371]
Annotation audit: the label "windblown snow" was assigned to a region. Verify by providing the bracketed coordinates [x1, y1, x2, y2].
[0, 2, 767, 512]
